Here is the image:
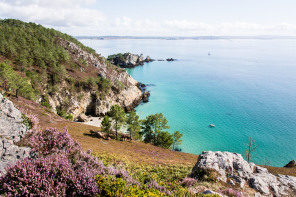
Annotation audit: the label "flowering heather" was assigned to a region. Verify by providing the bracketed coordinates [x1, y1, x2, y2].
[180, 177, 199, 187]
[220, 188, 243, 197]
[29, 127, 79, 157]
[0, 154, 98, 196]
[1, 106, 173, 196]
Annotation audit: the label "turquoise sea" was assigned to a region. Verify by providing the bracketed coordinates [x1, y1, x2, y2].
[80, 39, 296, 167]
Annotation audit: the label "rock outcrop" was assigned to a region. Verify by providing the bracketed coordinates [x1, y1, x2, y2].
[47, 39, 144, 119]
[0, 94, 31, 173]
[191, 151, 296, 196]
[107, 53, 154, 68]
[284, 160, 296, 168]
[142, 91, 150, 103]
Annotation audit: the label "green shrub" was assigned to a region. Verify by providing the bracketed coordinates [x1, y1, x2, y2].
[57, 108, 73, 121]
[41, 95, 51, 109]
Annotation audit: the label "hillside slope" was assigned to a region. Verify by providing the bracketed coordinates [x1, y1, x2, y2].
[0, 19, 142, 119]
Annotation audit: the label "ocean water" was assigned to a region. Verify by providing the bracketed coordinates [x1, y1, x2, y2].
[80, 39, 296, 167]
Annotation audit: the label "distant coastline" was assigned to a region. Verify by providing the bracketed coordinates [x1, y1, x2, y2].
[76, 35, 296, 40]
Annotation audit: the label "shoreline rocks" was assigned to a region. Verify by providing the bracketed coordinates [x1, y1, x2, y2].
[107, 53, 154, 68]
[137, 82, 151, 103]
[166, 58, 176, 61]
[190, 151, 296, 196]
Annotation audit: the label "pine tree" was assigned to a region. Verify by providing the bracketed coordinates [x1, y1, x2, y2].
[109, 105, 126, 140]
[172, 131, 183, 150]
[141, 113, 170, 146]
[101, 115, 111, 136]
[127, 111, 141, 140]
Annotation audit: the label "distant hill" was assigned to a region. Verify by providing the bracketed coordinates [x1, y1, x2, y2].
[77, 35, 296, 40]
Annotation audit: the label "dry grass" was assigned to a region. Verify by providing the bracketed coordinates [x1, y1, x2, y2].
[263, 165, 296, 177]
[11, 96, 197, 167]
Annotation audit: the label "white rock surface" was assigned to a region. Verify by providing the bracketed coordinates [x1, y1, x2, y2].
[191, 151, 296, 196]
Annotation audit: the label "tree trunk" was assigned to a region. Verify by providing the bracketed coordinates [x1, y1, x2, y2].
[16, 89, 18, 99]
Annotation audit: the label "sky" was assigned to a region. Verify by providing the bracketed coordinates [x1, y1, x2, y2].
[1, 0, 296, 36]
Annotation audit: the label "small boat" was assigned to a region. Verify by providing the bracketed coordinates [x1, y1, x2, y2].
[209, 124, 215, 127]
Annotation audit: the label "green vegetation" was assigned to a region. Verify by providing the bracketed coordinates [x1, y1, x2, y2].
[141, 113, 171, 147]
[172, 131, 183, 151]
[101, 115, 112, 135]
[0, 62, 36, 100]
[94, 153, 227, 197]
[41, 95, 51, 109]
[0, 19, 129, 121]
[127, 111, 142, 140]
[107, 52, 131, 62]
[57, 108, 73, 121]
[109, 104, 126, 139]
[102, 106, 183, 150]
[0, 19, 94, 72]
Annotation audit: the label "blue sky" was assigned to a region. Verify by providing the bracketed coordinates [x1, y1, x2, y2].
[1, 0, 296, 36]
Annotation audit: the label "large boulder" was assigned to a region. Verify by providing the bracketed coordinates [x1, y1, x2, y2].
[191, 151, 296, 196]
[0, 94, 31, 174]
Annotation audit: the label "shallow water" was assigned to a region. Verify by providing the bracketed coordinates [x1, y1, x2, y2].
[80, 39, 296, 166]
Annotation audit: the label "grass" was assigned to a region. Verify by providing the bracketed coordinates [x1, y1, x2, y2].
[10, 95, 296, 174]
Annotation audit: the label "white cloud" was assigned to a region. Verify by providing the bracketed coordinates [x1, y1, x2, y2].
[0, 0, 104, 27]
[92, 18, 296, 36]
[0, 1, 296, 36]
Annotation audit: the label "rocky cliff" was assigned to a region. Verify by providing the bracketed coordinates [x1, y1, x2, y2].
[0, 19, 144, 121]
[46, 39, 143, 119]
[191, 151, 296, 197]
[0, 94, 31, 173]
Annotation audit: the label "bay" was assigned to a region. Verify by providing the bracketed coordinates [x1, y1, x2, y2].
[80, 39, 296, 167]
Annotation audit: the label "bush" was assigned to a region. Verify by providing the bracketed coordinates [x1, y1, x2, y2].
[0, 154, 98, 196]
[180, 177, 199, 187]
[41, 95, 51, 109]
[57, 108, 73, 120]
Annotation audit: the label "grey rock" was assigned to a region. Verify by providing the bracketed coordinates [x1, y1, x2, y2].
[77, 113, 88, 122]
[249, 176, 270, 195]
[202, 190, 223, 196]
[0, 94, 31, 174]
[142, 91, 150, 103]
[191, 151, 296, 196]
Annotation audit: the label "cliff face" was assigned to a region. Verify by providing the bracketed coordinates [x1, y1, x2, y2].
[0, 94, 31, 173]
[48, 39, 142, 119]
